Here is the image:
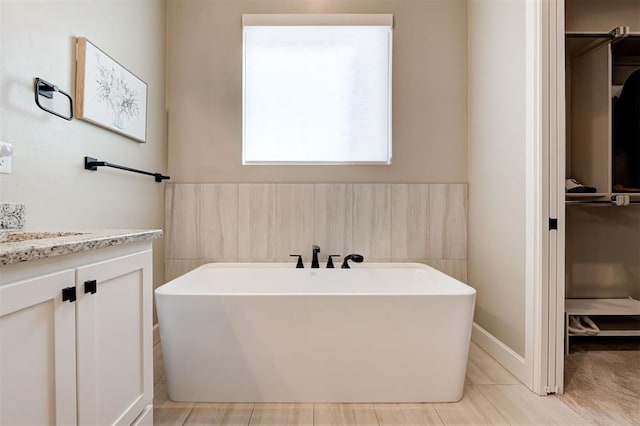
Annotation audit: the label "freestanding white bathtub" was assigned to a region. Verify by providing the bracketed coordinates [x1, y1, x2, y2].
[155, 262, 476, 403]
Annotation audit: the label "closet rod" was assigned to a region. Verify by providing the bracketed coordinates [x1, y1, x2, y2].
[566, 200, 640, 207]
[567, 26, 630, 59]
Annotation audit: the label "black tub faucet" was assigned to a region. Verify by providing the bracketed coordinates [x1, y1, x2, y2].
[289, 254, 304, 268]
[341, 254, 364, 269]
[326, 255, 340, 268]
[312, 245, 321, 268]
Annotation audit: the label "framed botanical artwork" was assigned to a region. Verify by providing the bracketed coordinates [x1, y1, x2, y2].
[75, 37, 147, 143]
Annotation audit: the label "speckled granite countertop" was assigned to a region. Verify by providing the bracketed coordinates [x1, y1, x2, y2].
[0, 229, 162, 266]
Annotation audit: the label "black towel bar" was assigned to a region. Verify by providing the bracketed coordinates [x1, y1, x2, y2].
[84, 157, 170, 183]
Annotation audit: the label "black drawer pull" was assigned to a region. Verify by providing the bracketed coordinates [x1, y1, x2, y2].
[62, 287, 76, 303]
[84, 280, 97, 295]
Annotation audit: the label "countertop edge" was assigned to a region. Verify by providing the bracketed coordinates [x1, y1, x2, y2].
[0, 229, 163, 266]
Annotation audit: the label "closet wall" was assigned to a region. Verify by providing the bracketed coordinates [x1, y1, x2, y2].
[565, 0, 640, 301]
[565, 0, 640, 32]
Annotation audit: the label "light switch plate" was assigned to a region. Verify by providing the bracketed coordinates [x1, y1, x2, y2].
[0, 156, 12, 174]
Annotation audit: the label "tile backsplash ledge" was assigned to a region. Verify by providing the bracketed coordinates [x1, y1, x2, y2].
[0, 203, 26, 230]
[165, 183, 467, 282]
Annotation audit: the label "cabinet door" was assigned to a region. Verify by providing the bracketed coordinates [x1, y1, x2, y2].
[75, 250, 153, 426]
[0, 270, 77, 425]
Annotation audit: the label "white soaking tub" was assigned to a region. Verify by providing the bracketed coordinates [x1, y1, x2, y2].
[155, 262, 476, 403]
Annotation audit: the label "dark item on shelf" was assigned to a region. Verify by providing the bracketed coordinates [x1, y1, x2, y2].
[613, 184, 640, 193]
[612, 69, 640, 190]
[567, 186, 597, 193]
[566, 178, 597, 193]
[84, 157, 170, 183]
[34, 78, 73, 121]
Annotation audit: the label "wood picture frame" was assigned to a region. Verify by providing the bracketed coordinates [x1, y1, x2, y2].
[75, 37, 148, 143]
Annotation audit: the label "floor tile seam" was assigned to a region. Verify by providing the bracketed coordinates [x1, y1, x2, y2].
[467, 383, 512, 425]
[430, 403, 450, 424]
[180, 406, 195, 426]
[373, 402, 446, 425]
[247, 403, 256, 426]
[429, 402, 446, 425]
[371, 403, 382, 426]
[464, 357, 484, 385]
[467, 356, 521, 385]
[467, 348, 510, 385]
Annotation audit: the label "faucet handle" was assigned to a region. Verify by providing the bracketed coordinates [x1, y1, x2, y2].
[289, 254, 304, 268]
[326, 255, 341, 268]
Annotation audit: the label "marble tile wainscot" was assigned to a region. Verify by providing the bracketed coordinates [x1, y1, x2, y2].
[165, 183, 467, 282]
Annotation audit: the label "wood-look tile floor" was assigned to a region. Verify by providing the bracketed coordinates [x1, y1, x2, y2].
[153, 341, 593, 425]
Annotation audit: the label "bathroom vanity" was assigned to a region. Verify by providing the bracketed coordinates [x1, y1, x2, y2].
[0, 229, 161, 425]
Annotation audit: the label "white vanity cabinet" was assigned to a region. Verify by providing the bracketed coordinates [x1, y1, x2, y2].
[0, 240, 154, 425]
[0, 269, 78, 425]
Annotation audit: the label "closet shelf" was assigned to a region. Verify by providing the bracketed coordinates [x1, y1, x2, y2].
[565, 193, 609, 200]
[565, 299, 640, 352]
[565, 192, 640, 198]
[566, 298, 640, 316]
[588, 316, 640, 337]
[565, 193, 640, 205]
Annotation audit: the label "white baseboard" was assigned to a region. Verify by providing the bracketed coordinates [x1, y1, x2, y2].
[472, 322, 529, 386]
[153, 323, 160, 346]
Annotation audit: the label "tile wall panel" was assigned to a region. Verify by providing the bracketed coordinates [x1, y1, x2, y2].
[164, 259, 208, 282]
[199, 184, 238, 261]
[353, 184, 392, 261]
[391, 184, 430, 261]
[426, 260, 468, 283]
[238, 184, 277, 260]
[429, 184, 468, 260]
[276, 184, 315, 261]
[313, 184, 353, 264]
[165, 184, 199, 259]
[165, 183, 468, 282]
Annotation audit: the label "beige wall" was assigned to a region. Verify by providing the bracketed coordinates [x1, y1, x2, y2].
[0, 0, 167, 292]
[565, 0, 640, 32]
[566, 206, 640, 299]
[467, 0, 527, 356]
[167, 0, 467, 183]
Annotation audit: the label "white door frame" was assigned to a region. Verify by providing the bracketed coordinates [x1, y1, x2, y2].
[530, 0, 566, 395]
[526, 0, 547, 395]
[549, 0, 567, 395]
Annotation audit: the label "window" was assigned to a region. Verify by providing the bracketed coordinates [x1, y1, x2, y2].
[242, 14, 393, 164]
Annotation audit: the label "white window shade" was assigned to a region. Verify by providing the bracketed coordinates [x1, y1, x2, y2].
[242, 14, 393, 164]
